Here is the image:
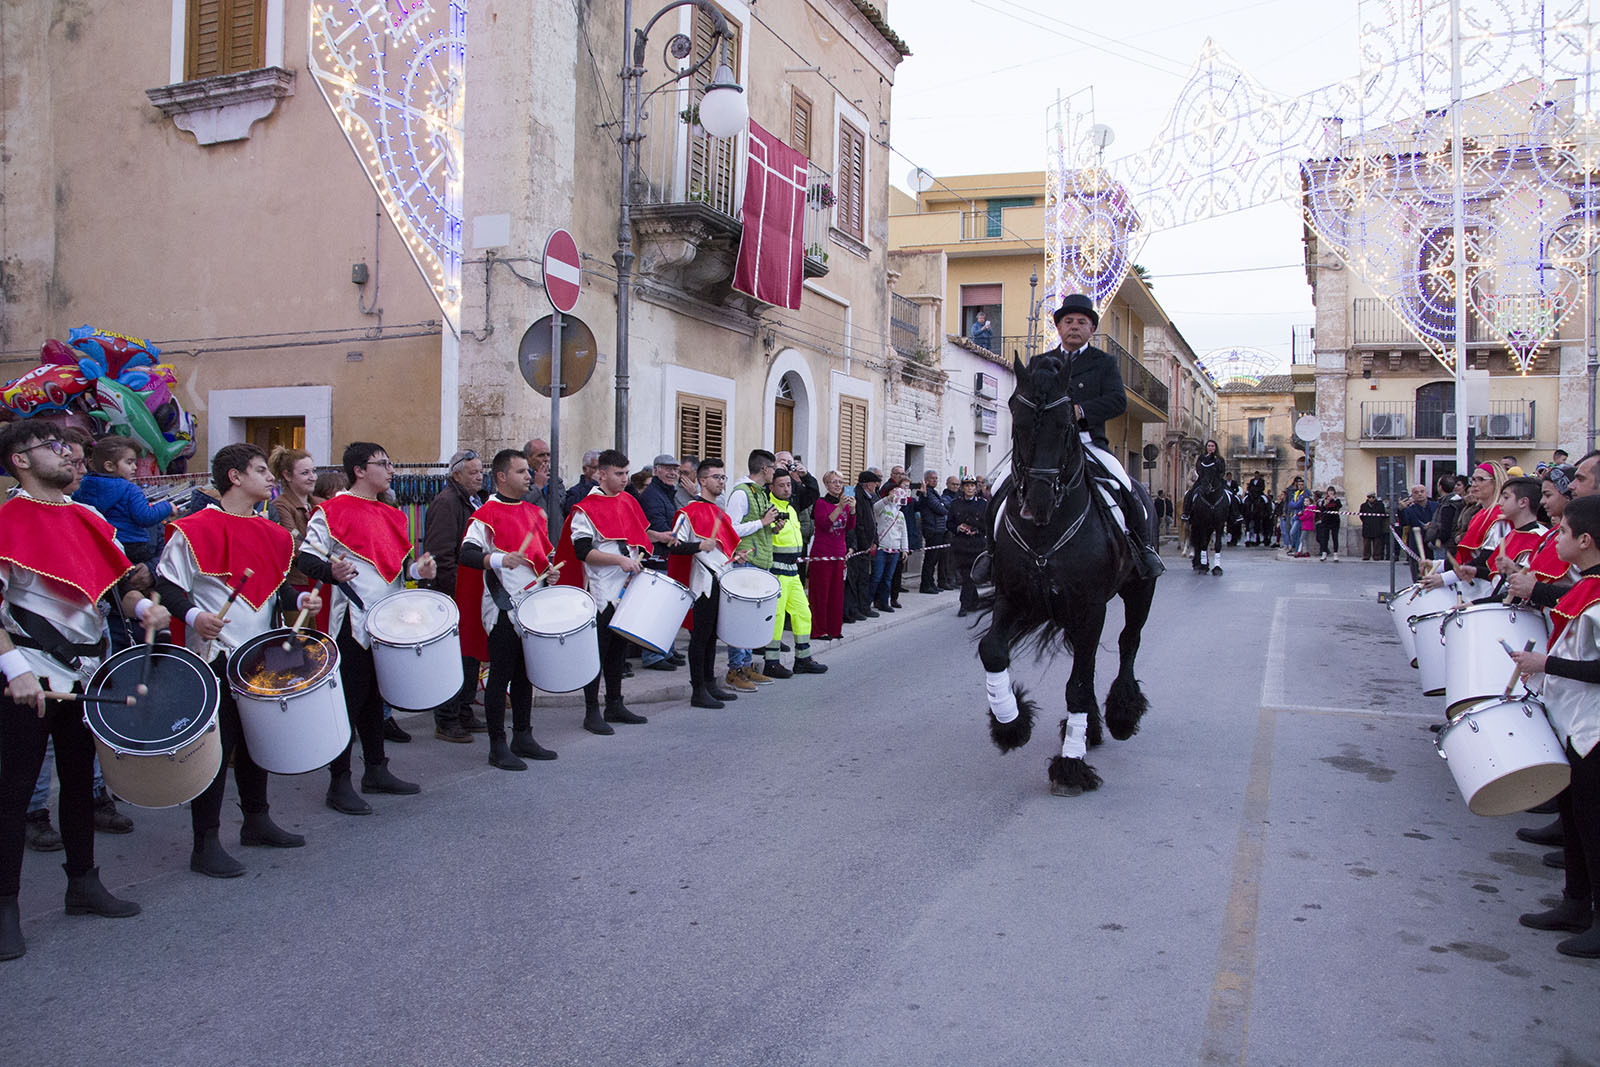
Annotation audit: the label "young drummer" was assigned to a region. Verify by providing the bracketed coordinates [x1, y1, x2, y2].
[1509, 494, 1600, 957]
[0, 422, 168, 961]
[154, 444, 323, 877]
[667, 457, 742, 709]
[457, 449, 557, 771]
[552, 449, 650, 734]
[1422, 473, 1527, 590]
[295, 442, 437, 814]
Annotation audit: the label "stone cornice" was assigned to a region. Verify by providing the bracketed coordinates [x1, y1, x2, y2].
[146, 67, 296, 145]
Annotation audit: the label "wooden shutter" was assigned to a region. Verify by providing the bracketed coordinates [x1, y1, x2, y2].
[689, 5, 742, 213]
[790, 91, 812, 158]
[838, 396, 868, 477]
[678, 394, 727, 465]
[837, 120, 866, 240]
[186, 0, 264, 80]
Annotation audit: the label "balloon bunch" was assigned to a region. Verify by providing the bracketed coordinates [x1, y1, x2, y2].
[0, 327, 197, 472]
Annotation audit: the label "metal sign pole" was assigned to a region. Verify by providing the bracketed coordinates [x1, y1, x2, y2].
[549, 310, 564, 543]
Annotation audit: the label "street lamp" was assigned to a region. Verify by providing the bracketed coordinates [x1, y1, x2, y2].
[613, 0, 745, 454]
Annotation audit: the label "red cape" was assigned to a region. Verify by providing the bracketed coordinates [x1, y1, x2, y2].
[666, 501, 740, 587]
[315, 493, 412, 583]
[1455, 503, 1502, 566]
[553, 493, 651, 589]
[167, 508, 293, 610]
[0, 496, 132, 604]
[453, 498, 553, 662]
[1527, 528, 1567, 583]
[1550, 574, 1600, 646]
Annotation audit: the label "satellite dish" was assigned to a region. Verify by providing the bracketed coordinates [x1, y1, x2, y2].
[907, 167, 935, 192]
[1090, 124, 1116, 150]
[1294, 415, 1323, 440]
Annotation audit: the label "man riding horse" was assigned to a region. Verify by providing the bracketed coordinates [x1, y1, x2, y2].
[1006, 294, 1165, 580]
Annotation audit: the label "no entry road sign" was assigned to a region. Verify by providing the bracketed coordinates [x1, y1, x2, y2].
[542, 229, 582, 314]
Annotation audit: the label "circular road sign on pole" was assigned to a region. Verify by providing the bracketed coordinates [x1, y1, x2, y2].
[542, 229, 582, 314]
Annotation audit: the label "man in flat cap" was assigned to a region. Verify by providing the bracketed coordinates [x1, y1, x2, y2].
[1020, 294, 1164, 578]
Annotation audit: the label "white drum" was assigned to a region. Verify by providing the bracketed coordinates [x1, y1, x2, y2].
[1388, 595, 1419, 669]
[609, 569, 695, 654]
[1441, 603, 1550, 713]
[514, 586, 600, 692]
[717, 567, 782, 648]
[365, 588, 464, 710]
[1411, 611, 1451, 696]
[85, 643, 221, 809]
[1436, 695, 1570, 817]
[228, 629, 351, 774]
[1402, 578, 1489, 619]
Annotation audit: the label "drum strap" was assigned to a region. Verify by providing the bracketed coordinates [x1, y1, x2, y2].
[8, 604, 107, 673]
[484, 569, 513, 613]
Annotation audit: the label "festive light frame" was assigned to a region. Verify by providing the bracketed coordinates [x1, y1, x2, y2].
[1201, 346, 1280, 388]
[308, 0, 465, 332]
[1045, 0, 1600, 374]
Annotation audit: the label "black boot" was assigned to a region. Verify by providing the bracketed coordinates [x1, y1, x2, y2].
[1122, 492, 1165, 579]
[361, 759, 421, 795]
[24, 810, 63, 853]
[63, 866, 140, 918]
[583, 702, 614, 735]
[1558, 920, 1600, 958]
[763, 659, 793, 679]
[326, 771, 373, 815]
[0, 897, 22, 961]
[793, 657, 828, 675]
[190, 829, 246, 879]
[240, 810, 306, 848]
[488, 736, 527, 771]
[93, 789, 133, 834]
[1520, 897, 1592, 932]
[690, 686, 725, 709]
[706, 682, 738, 701]
[603, 697, 647, 725]
[510, 730, 557, 760]
[1516, 818, 1564, 846]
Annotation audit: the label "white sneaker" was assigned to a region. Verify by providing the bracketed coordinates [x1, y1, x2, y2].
[1320, 552, 1326, 561]
[1331, 553, 1340, 562]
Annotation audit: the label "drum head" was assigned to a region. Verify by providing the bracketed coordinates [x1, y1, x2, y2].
[228, 629, 339, 696]
[86, 644, 220, 755]
[516, 586, 596, 637]
[367, 589, 458, 645]
[721, 567, 779, 598]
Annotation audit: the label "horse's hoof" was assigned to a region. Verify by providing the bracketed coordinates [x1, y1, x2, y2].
[1212, 566, 1223, 576]
[1050, 780, 1084, 797]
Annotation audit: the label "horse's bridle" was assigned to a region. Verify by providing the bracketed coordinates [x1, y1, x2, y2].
[1011, 390, 1081, 504]
[1008, 387, 1090, 564]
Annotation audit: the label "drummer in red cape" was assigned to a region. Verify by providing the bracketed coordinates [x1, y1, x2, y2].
[668, 457, 745, 710]
[552, 448, 651, 734]
[1421, 461, 1511, 592]
[456, 449, 559, 771]
[1508, 494, 1600, 958]
[153, 444, 323, 877]
[295, 442, 437, 814]
[0, 421, 168, 962]
[1507, 452, 1600, 609]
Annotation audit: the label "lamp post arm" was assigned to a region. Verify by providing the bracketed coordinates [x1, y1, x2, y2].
[635, 0, 731, 67]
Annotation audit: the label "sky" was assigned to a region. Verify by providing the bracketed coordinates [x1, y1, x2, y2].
[884, 0, 1370, 371]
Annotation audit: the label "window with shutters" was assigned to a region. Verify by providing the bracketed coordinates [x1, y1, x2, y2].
[688, 4, 742, 214]
[678, 394, 727, 465]
[790, 90, 812, 158]
[837, 396, 868, 478]
[186, 0, 266, 80]
[836, 120, 866, 241]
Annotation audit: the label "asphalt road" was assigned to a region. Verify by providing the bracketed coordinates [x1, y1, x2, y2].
[2, 551, 1595, 1066]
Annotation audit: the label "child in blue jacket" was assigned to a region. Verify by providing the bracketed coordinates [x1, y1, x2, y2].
[72, 435, 181, 564]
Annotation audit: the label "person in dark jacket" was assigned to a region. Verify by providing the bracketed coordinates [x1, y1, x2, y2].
[1315, 487, 1343, 561]
[423, 449, 485, 740]
[916, 469, 952, 592]
[522, 438, 567, 530]
[637, 453, 688, 671]
[948, 476, 989, 614]
[1398, 484, 1437, 581]
[844, 471, 881, 621]
[1358, 492, 1389, 560]
[562, 450, 600, 514]
[1033, 294, 1164, 578]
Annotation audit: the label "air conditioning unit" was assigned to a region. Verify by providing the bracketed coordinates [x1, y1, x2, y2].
[1484, 412, 1527, 438]
[975, 406, 998, 436]
[1367, 412, 1407, 438]
[974, 372, 998, 400]
[1440, 412, 1456, 437]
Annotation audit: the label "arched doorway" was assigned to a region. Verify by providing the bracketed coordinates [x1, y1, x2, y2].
[774, 376, 795, 454]
[764, 352, 817, 465]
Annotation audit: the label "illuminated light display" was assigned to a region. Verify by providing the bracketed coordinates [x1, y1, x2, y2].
[1045, 0, 1600, 375]
[308, 0, 465, 332]
[1201, 347, 1279, 388]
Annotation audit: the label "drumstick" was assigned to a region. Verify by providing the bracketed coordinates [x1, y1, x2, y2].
[280, 582, 324, 653]
[135, 592, 161, 696]
[201, 568, 255, 661]
[1502, 638, 1537, 696]
[44, 691, 135, 706]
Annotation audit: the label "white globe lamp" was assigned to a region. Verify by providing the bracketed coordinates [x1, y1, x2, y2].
[698, 63, 748, 137]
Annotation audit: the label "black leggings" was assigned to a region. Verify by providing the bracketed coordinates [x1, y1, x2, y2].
[1560, 742, 1600, 908]
[689, 593, 720, 688]
[484, 615, 532, 739]
[329, 619, 386, 776]
[190, 655, 269, 839]
[0, 695, 97, 895]
[583, 604, 628, 706]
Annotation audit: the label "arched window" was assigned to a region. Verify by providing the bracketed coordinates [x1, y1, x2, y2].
[1415, 381, 1455, 439]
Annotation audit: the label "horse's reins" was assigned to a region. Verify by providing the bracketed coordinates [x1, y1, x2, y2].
[1007, 385, 1092, 567]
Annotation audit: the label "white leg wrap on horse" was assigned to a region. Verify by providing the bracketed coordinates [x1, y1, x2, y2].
[986, 671, 1019, 724]
[1061, 712, 1089, 759]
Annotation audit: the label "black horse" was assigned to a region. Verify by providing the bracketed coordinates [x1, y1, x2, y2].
[1188, 470, 1230, 576]
[980, 354, 1157, 797]
[1242, 486, 1274, 546]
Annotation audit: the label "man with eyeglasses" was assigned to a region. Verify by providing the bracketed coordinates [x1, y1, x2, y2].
[423, 448, 485, 742]
[296, 442, 437, 814]
[0, 422, 171, 961]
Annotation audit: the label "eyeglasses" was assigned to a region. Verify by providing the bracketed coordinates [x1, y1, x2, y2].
[362, 458, 395, 470]
[450, 450, 478, 470]
[19, 440, 68, 458]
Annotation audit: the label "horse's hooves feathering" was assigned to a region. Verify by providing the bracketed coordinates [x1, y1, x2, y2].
[987, 686, 1038, 752]
[1105, 675, 1149, 741]
[1047, 755, 1101, 796]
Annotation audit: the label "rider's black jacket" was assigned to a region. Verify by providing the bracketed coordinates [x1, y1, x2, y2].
[1037, 343, 1126, 450]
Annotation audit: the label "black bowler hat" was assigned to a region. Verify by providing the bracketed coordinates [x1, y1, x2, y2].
[1052, 294, 1099, 328]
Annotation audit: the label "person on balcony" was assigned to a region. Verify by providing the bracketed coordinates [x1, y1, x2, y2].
[968, 310, 993, 351]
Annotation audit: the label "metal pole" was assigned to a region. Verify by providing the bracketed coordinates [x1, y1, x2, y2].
[613, 0, 636, 456]
[1450, 0, 1468, 473]
[549, 310, 564, 544]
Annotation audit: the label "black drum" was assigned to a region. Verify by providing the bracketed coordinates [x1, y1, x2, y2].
[84, 643, 221, 808]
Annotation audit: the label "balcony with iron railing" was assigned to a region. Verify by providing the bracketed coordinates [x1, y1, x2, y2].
[1356, 400, 1536, 442]
[802, 160, 832, 278]
[1095, 333, 1169, 419]
[1353, 298, 1490, 346]
[1291, 323, 1316, 366]
[891, 293, 921, 361]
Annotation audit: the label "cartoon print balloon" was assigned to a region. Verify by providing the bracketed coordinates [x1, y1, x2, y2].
[1, 362, 93, 417]
[91, 376, 190, 472]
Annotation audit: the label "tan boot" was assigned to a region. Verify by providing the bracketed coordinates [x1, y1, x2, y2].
[743, 665, 775, 685]
[724, 668, 757, 693]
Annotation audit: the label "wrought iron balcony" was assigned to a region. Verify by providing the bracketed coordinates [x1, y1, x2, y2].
[891, 293, 921, 360]
[1352, 298, 1488, 346]
[1357, 399, 1535, 441]
[1095, 333, 1169, 417]
[1291, 324, 1316, 365]
[803, 160, 831, 278]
